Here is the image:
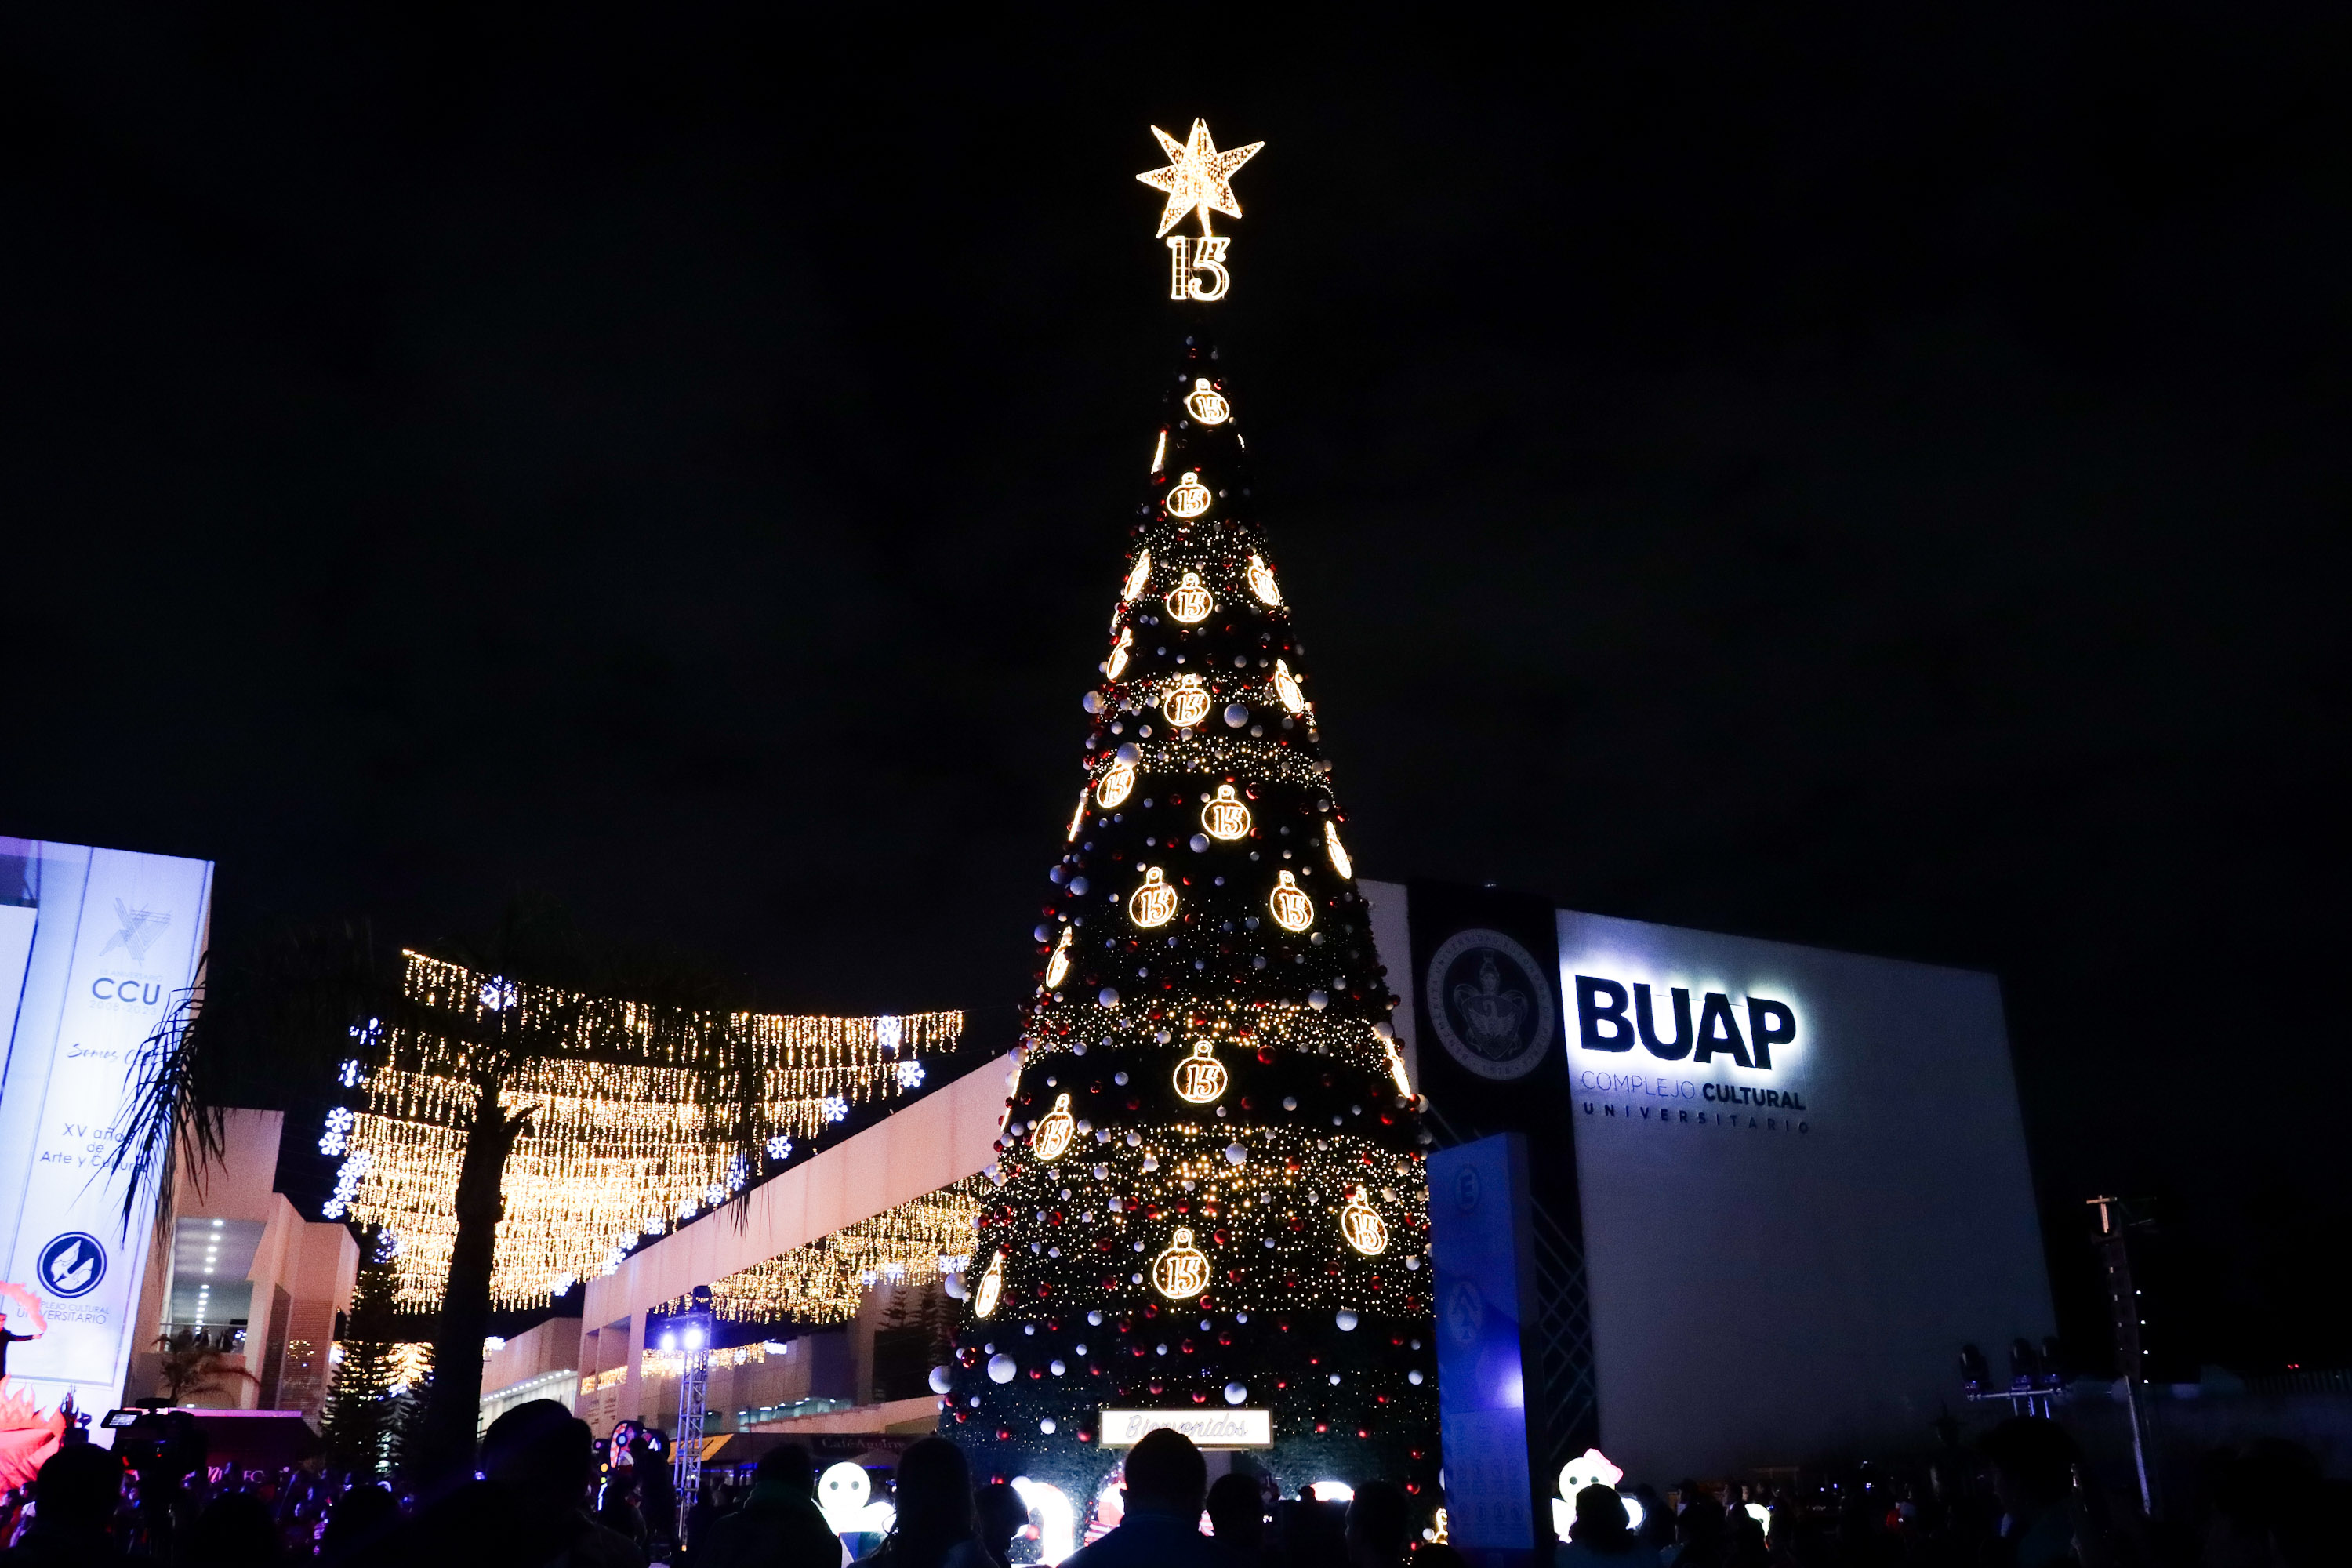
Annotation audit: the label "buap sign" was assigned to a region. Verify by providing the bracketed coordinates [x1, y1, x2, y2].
[1571, 976, 1795, 1070]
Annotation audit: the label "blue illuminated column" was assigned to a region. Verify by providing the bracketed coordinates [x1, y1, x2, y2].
[1427, 1134, 1547, 1566]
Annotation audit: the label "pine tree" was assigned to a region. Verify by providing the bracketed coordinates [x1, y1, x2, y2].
[322, 1226, 401, 1475]
[389, 1348, 434, 1478]
[940, 318, 1436, 1513]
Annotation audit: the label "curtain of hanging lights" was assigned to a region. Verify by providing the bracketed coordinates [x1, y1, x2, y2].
[322, 951, 963, 1309]
[669, 1174, 989, 1325]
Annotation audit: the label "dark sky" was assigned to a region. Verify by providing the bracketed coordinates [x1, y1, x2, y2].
[5, 10, 2347, 1367]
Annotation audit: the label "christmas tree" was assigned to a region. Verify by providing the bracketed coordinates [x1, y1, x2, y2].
[322, 1226, 403, 1476]
[940, 122, 1436, 1515]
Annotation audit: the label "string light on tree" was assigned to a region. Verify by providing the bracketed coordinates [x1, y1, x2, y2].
[1165, 474, 1213, 521]
[1269, 871, 1317, 933]
[1201, 784, 1253, 841]
[1172, 1041, 1229, 1105]
[1128, 867, 1178, 927]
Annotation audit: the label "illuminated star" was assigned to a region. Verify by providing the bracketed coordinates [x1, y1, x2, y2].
[1137, 119, 1265, 238]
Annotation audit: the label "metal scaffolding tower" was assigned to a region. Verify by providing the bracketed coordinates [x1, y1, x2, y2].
[670, 1286, 714, 1544]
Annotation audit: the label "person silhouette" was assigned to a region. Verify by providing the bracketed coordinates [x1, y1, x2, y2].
[0, 1287, 45, 1381]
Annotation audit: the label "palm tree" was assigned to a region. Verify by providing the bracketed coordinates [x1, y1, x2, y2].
[152, 1327, 261, 1406]
[113, 898, 778, 1487]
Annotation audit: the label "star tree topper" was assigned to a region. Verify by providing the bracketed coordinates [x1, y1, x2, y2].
[1137, 119, 1264, 238]
[1139, 120, 1264, 302]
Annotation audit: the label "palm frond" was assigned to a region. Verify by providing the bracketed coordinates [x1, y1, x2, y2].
[107, 918, 394, 1231]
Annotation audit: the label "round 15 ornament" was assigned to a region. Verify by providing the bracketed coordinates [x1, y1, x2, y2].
[1030, 1093, 1076, 1162]
[1165, 570, 1214, 624]
[972, 1251, 1004, 1317]
[1184, 379, 1231, 425]
[1152, 1228, 1212, 1299]
[1172, 1041, 1229, 1105]
[1129, 866, 1178, 927]
[1162, 673, 1210, 728]
[1339, 1187, 1389, 1256]
[1200, 784, 1252, 840]
[1269, 870, 1316, 933]
[1165, 471, 1213, 519]
[1246, 552, 1281, 606]
[1096, 756, 1138, 809]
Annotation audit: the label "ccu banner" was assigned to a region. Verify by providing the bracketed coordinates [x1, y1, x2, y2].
[0, 840, 214, 1436]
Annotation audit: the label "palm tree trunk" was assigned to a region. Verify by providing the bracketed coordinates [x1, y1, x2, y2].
[408, 1071, 531, 1486]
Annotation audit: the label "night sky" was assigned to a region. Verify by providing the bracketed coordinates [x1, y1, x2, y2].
[6, 12, 2347, 1369]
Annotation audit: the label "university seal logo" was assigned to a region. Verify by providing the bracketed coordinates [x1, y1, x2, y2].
[1425, 928, 1555, 1082]
[96, 899, 171, 963]
[38, 1234, 106, 1300]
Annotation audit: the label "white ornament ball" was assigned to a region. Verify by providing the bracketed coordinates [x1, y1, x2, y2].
[1408, 1369, 1425, 1385]
[1225, 1143, 1247, 1165]
[1089, 1310, 1105, 1326]
[1116, 743, 1141, 764]
[1225, 703, 1249, 727]
[1040, 1418, 1057, 1435]
[1099, 987, 1120, 1007]
[1225, 1382, 1248, 1405]
[1308, 990, 1330, 1011]
[1189, 834, 1210, 853]
[987, 1353, 1018, 1384]
[1083, 691, 1102, 713]
[928, 1365, 954, 1394]
[1336, 1310, 1359, 1332]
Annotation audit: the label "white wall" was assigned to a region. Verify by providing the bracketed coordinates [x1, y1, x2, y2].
[1556, 909, 2052, 1480]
